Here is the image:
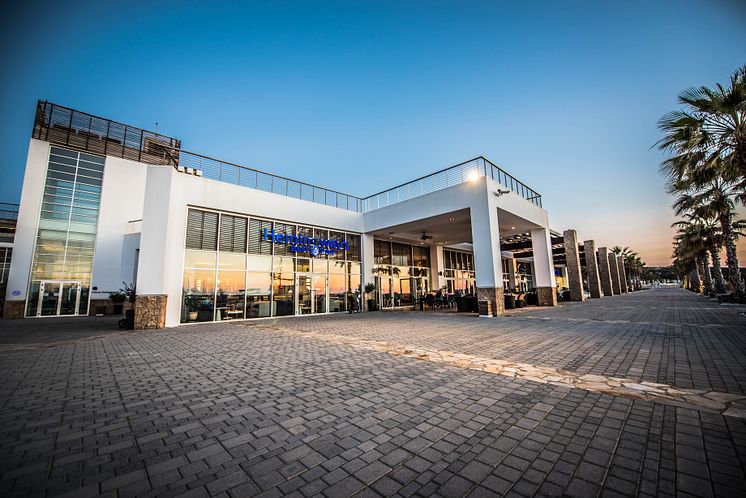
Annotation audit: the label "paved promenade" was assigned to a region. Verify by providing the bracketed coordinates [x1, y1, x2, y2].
[0, 288, 745, 497]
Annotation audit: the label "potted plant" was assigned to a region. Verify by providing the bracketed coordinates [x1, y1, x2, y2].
[109, 291, 126, 315]
[121, 282, 136, 330]
[184, 294, 202, 321]
[364, 282, 377, 311]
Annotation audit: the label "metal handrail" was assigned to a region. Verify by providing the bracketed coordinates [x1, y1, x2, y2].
[32, 100, 181, 166]
[361, 156, 542, 210]
[177, 150, 365, 212]
[30, 101, 543, 212]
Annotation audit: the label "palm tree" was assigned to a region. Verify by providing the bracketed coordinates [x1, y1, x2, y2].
[657, 65, 746, 203]
[612, 246, 646, 291]
[671, 181, 744, 295]
[672, 203, 726, 294]
[691, 181, 743, 295]
[673, 223, 711, 294]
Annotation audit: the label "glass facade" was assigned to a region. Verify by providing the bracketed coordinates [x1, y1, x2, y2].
[443, 249, 476, 295]
[26, 146, 104, 316]
[0, 247, 11, 284]
[181, 208, 362, 322]
[516, 261, 533, 292]
[373, 241, 431, 307]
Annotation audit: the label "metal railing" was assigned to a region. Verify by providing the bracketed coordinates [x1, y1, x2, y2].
[177, 152, 542, 212]
[177, 150, 364, 212]
[361, 156, 542, 211]
[32, 100, 181, 166]
[29, 102, 542, 213]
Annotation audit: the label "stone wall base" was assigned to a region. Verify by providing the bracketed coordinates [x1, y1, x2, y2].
[89, 299, 121, 316]
[134, 295, 167, 330]
[536, 287, 558, 307]
[476, 287, 505, 317]
[3, 301, 25, 319]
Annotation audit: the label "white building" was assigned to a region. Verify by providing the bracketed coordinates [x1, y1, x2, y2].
[4, 101, 561, 328]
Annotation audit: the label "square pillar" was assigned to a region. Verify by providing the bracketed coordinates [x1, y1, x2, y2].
[597, 247, 614, 296]
[608, 251, 623, 295]
[530, 227, 557, 306]
[362, 233, 375, 311]
[430, 244, 445, 291]
[583, 240, 602, 298]
[617, 255, 628, 294]
[562, 229, 585, 301]
[470, 188, 505, 316]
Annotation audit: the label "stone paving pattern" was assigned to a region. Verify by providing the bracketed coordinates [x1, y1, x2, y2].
[0, 288, 744, 497]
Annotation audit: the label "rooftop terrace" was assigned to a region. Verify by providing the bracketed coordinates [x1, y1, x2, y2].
[32, 100, 543, 213]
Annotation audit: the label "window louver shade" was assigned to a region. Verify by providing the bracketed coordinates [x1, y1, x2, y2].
[219, 214, 247, 253]
[248, 219, 273, 255]
[186, 209, 218, 250]
[273, 222, 294, 256]
[346, 234, 361, 261]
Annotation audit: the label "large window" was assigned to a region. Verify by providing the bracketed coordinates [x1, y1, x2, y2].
[374, 240, 431, 307]
[443, 249, 476, 295]
[26, 147, 105, 317]
[181, 208, 362, 323]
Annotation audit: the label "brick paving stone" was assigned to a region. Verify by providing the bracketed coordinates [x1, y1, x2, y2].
[0, 288, 744, 496]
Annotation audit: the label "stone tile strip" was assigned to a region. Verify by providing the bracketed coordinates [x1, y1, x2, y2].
[246, 324, 746, 419]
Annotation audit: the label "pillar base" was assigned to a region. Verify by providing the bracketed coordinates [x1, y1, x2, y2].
[476, 287, 505, 317]
[2, 301, 25, 319]
[536, 287, 557, 307]
[134, 295, 167, 329]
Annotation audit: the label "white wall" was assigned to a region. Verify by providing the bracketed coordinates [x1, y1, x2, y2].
[89, 156, 148, 298]
[137, 167, 366, 326]
[4, 139, 50, 303]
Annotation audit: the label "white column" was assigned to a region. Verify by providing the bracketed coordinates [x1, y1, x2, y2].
[361, 233, 375, 309]
[470, 188, 503, 290]
[136, 167, 183, 327]
[469, 184, 505, 316]
[430, 244, 445, 290]
[530, 227, 557, 306]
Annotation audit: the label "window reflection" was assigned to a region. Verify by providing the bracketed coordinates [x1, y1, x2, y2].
[216, 271, 245, 320]
[181, 209, 362, 323]
[182, 269, 216, 322]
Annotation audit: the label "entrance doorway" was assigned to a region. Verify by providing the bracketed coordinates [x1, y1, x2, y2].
[296, 273, 328, 315]
[36, 281, 82, 317]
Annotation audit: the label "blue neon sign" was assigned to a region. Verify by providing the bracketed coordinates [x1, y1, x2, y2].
[262, 228, 348, 256]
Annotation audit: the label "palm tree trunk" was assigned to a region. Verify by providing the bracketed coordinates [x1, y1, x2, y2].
[709, 245, 726, 294]
[691, 261, 702, 293]
[699, 256, 713, 295]
[720, 214, 745, 295]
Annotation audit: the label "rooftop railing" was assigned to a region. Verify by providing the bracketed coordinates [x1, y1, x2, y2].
[32, 100, 181, 166]
[30, 101, 542, 213]
[177, 150, 364, 212]
[361, 156, 542, 211]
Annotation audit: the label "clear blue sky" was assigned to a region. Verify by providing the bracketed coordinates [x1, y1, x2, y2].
[1, 0, 744, 265]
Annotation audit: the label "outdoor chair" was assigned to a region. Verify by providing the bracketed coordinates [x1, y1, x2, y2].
[425, 294, 436, 310]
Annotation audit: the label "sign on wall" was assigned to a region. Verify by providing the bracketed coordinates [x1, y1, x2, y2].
[262, 228, 348, 257]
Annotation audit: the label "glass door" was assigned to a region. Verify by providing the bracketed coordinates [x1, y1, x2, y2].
[60, 282, 81, 315]
[376, 275, 393, 309]
[312, 274, 327, 314]
[38, 281, 60, 316]
[296, 274, 312, 315]
[36, 281, 82, 316]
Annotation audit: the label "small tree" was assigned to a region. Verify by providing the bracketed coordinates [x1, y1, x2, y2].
[109, 291, 126, 304]
[120, 282, 137, 306]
